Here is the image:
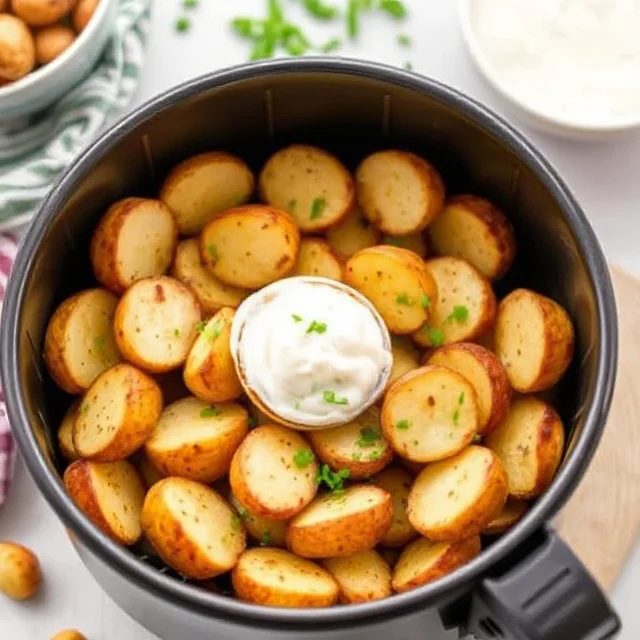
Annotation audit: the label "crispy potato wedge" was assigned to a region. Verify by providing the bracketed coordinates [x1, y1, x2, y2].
[43, 288, 122, 394]
[64, 459, 145, 545]
[407, 445, 507, 542]
[356, 150, 445, 235]
[381, 365, 479, 463]
[58, 400, 80, 462]
[485, 396, 564, 499]
[344, 245, 437, 334]
[73, 363, 163, 461]
[388, 337, 420, 389]
[160, 151, 255, 235]
[200, 205, 300, 289]
[483, 499, 529, 535]
[230, 493, 288, 547]
[381, 233, 428, 258]
[372, 466, 417, 547]
[286, 485, 393, 558]
[258, 144, 354, 233]
[325, 208, 380, 259]
[114, 276, 202, 373]
[232, 548, 338, 608]
[90, 198, 178, 295]
[495, 289, 575, 393]
[322, 550, 392, 603]
[291, 238, 343, 281]
[141, 477, 246, 580]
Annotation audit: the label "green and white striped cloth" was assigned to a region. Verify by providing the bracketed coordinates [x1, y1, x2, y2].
[0, 0, 151, 230]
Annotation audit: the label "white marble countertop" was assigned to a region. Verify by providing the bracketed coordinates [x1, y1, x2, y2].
[1, 1, 640, 638]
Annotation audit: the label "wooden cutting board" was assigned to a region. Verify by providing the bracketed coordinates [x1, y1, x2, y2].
[558, 266, 640, 592]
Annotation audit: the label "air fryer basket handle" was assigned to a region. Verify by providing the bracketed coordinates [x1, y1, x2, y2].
[461, 527, 620, 640]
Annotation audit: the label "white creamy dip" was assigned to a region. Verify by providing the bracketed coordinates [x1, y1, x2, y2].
[230, 277, 392, 428]
[470, 0, 640, 127]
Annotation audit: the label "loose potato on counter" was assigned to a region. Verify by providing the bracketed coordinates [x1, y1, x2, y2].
[407, 445, 507, 542]
[325, 208, 380, 259]
[382, 233, 428, 258]
[258, 144, 354, 233]
[344, 245, 437, 334]
[355, 150, 445, 235]
[232, 548, 338, 608]
[160, 151, 254, 235]
[90, 198, 178, 295]
[145, 397, 248, 483]
[381, 366, 479, 463]
[372, 466, 417, 548]
[427, 343, 511, 435]
[485, 396, 564, 499]
[484, 499, 529, 536]
[200, 205, 300, 289]
[114, 276, 202, 373]
[286, 485, 393, 558]
[142, 477, 246, 580]
[388, 337, 420, 389]
[58, 400, 80, 462]
[230, 425, 318, 520]
[50, 631, 86, 640]
[73, 363, 162, 461]
[427, 195, 516, 280]
[12, 0, 75, 26]
[34, 24, 75, 65]
[495, 289, 575, 393]
[0, 542, 41, 600]
[44, 288, 121, 395]
[291, 238, 343, 281]
[391, 536, 481, 593]
[64, 459, 146, 545]
[73, 0, 99, 32]
[230, 493, 288, 547]
[322, 550, 392, 603]
[414, 257, 496, 348]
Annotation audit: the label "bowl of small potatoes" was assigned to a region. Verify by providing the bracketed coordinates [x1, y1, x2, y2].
[0, 59, 620, 640]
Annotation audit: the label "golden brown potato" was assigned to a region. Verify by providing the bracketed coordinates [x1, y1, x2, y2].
[0, 14, 35, 81]
[495, 289, 575, 393]
[230, 493, 288, 547]
[145, 397, 248, 483]
[114, 276, 202, 374]
[381, 233, 428, 258]
[258, 144, 354, 233]
[90, 198, 178, 295]
[485, 396, 564, 499]
[230, 425, 318, 520]
[356, 150, 445, 235]
[43, 288, 121, 395]
[427, 195, 516, 280]
[0, 542, 41, 600]
[291, 238, 343, 281]
[160, 151, 255, 235]
[50, 631, 86, 640]
[232, 548, 338, 608]
[64, 459, 145, 545]
[286, 485, 393, 558]
[344, 245, 437, 334]
[381, 365, 479, 463]
[388, 337, 420, 389]
[200, 205, 300, 289]
[141, 477, 246, 580]
[372, 466, 417, 547]
[484, 499, 529, 535]
[34, 24, 75, 65]
[72, 0, 99, 32]
[58, 400, 80, 462]
[391, 536, 481, 593]
[325, 208, 380, 259]
[427, 343, 511, 435]
[72, 363, 162, 461]
[322, 550, 392, 603]
[407, 445, 507, 542]
[12, 0, 74, 26]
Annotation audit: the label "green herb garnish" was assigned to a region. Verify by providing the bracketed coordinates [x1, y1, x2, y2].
[379, 0, 407, 18]
[196, 320, 207, 333]
[248, 416, 258, 429]
[306, 320, 327, 334]
[424, 327, 444, 347]
[301, 0, 339, 20]
[356, 426, 381, 447]
[200, 406, 222, 418]
[396, 419, 411, 430]
[396, 293, 414, 306]
[346, 0, 360, 39]
[184, 0, 198, 7]
[236, 505, 249, 520]
[292, 313, 303, 323]
[351, 452, 362, 462]
[397, 33, 411, 46]
[448, 305, 469, 323]
[173, 328, 180, 337]
[473, 434, 482, 444]
[93, 335, 105, 352]
[316, 464, 350, 492]
[310, 197, 327, 220]
[231, 514, 241, 531]
[323, 390, 349, 405]
[175, 16, 190, 32]
[404, 61, 413, 70]
[288, 199, 297, 211]
[321, 37, 342, 53]
[368, 448, 383, 461]
[81, 403, 89, 414]
[293, 449, 316, 469]
[420, 294, 431, 310]
[207, 244, 218, 261]
[260, 530, 272, 546]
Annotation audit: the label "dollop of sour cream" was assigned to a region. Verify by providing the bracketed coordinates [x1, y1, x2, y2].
[230, 277, 392, 429]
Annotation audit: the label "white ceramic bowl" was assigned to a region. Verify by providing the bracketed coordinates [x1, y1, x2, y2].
[0, 0, 118, 124]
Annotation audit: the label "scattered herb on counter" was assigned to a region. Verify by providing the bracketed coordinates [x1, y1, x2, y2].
[201, 406, 222, 418]
[306, 319, 327, 334]
[396, 293, 414, 306]
[293, 448, 316, 469]
[316, 463, 350, 492]
[207, 244, 218, 261]
[175, 16, 191, 32]
[356, 426, 381, 447]
[404, 61, 413, 70]
[323, 389, 349, 405]
[260, 530, 272, 546]
[420, 294, 431, 310]
[321, 37, 342, 52]
[423, 326, 444, 347]
[292, 313, 303, 323]
[310, 197, 327, 220]
[448, 305, 469, 323]
[396, 419, 411, 430]
[397, 33, 411, 46]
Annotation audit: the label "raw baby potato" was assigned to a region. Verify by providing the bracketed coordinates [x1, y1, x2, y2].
[0, 542, 41, 600]
[73, 0, 100, 31]
[43, 287, 121, 394]
[372, 466, 417, 548]
[90, 198, 178, 295]
[356, 150, 445, 235]
[142, 477, 246, 580]
[0, 14, 34, 80]
[50, 631, 86, 640]
[325, 208, 380, 259]
[12, 0, 74, 26]
[232, 548, 339, 608]
[230, 493, 288, 547]
[34, 24, 75, 64]
[64, 459, 146, 545]
[58, 400, 80, 462]
[484, 499, 529, 535]
[495, 289, 575, 393]
[292, 237, 343, 281]
[200, 205, 300, 289]
[388, 337, 420, 389]
[259, 144, 354, 233]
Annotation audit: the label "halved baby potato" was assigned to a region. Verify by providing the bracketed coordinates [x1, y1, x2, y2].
[230, 493, 288, 548]
[90, 198, 178, 295]
[325, 208, 381, 259]
[73, 363, 163, 462]
[495, 289, 575, 393]
[485, 396, 565, 499]
[388, 337, 420, 389]
[322, 550, 392, 603]
[372, 466, 417, 548]
[483, 499, 529, 536]
[381, 365, 479, 463]
[407, 445, 507, 542]
[64, 459, 145, 545]
[160, 151, 255, 235]
[344, 245, 437, 334]
[58, 400, 80, 462]
[291, 238, 343, 281]
[145, 397, 248, 483]
[286, 485, 393, 558]
[230, 425, 318, 520]
[355, 150, 445, 235]
[258, 144, 354, 233]
[141, 477, 246, 580]
[44, 288, 121, 394]
[381, 233, 428, 258]
[200, 205, 300, 289]
[114, 276, 202, 373]
[232, 548, 338, 608]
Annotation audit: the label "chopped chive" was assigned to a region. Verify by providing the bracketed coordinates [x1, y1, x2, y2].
[260, 530, 272, 546]
[346, 0, 360, 39]
[379, 0, 407, 18]
[231, 514, 241, 531]
[458, 392, 465, 405]
[357, 426, 382, 447]
[288, 199, 297, 211]
[323, 390, 349, 405]
[306, 319, 327, 334]
[196, 320, 207, 333]
[452, 409, 460, 425]
[420, 294, 431, 309]
[200, 406, 222, 418]
[316, 463, 350, 492]
[448, 305, 469, 323]
[423, 326, 444, 347]
[396, 293, 413, 306]
[183, 0, 198, 7]
[175, 16, 190, 32]
[93, 335, 105, 351]
[173, 328, 180, 337]
[292, 313, 303, 323]
[351, 452, 362, 462]
[207, 244, 218, 261]
[293, 449, 316, 469]
[310, 197, 327, 220]
[81, 403, 89, 414]
[397, 33, 411, 46]
[404, 61, 413, 70]
[248, 416, 258, 429]
[236, 505, 249, 520]
[367, 448, 383, 461]
[396, 419, 411, 430]
[301, 0, 339, 20]
[321, 37, 342, 53]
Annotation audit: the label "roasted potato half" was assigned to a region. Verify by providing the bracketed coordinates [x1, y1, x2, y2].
[0, 14, 35, 80]
[372, 466, 417, 548]
[381, 233, 428, 258]
[291, 238, 343, 281]
[484, 499, 529, 536]
[230, 493, 288, 548]
[12, 0, 74, 26]
[58, 400, 80, 462]
[388, 337, 420, 389]
[325, 208, 380, 259]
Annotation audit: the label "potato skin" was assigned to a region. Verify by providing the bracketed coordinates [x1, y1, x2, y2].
[372, 466, 418, 548]
[0, 15, 35, 80]
[325, 208, 380, 259]
[291, 237, 343, 282]
[322, 550, 392, 603]
[483, 499, 529, 535]
[35, 24, 75, 65]
[58, 400, 80, 462]
[73, 0, 99, 31]
[12, 0, 75, 26]
[0, 542, 41, 600]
